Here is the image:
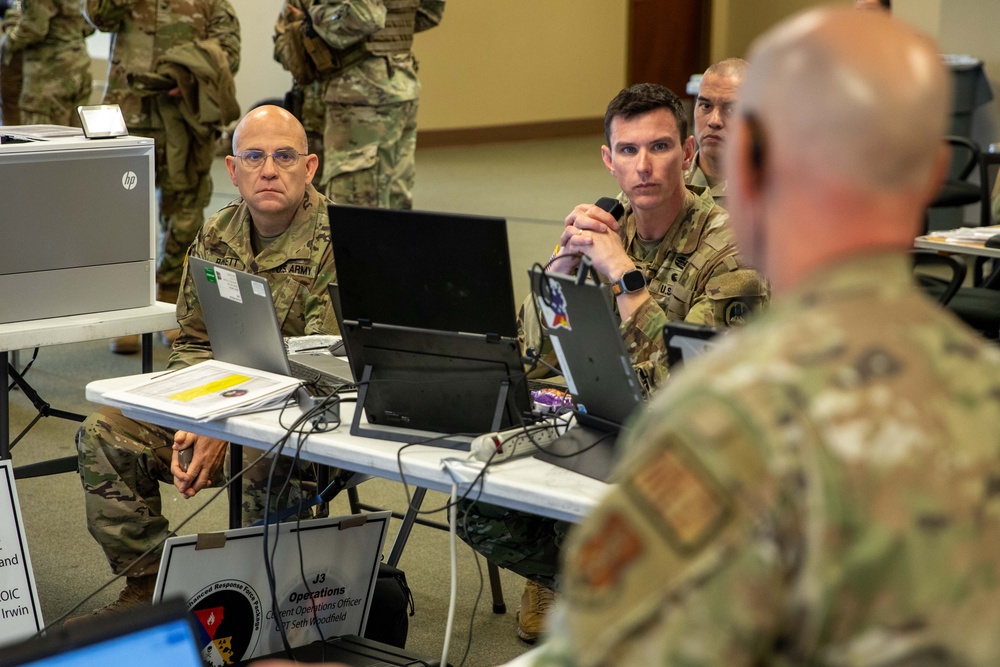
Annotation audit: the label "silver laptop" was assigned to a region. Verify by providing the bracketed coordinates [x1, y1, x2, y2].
[188, 257, 353, 388]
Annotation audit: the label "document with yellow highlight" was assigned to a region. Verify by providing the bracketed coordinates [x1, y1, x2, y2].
[105, 360, 301, 422]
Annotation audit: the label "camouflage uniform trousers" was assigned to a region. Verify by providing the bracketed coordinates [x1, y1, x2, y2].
[140, 126, 216, 291]
[19, 42, 91, 126]
[0, 47, 21, 124]
[457, 500, 570, 590]
[77, 406, 316, 577]
[322, 99, 417, 210]
[300, 80, 325, 187]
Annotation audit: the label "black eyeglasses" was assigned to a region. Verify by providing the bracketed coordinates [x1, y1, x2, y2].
[235, 148, 304, 169]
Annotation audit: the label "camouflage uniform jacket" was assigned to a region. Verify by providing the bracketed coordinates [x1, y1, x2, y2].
[529, 253, 1000, 667]
[2, 0, 92, 57]
[169, 184, 338, 369]
[306, 0, 443, 106]
[520, 185, 767, 391]
[683, 149, 727, 204]
[84, 0, 240, 129]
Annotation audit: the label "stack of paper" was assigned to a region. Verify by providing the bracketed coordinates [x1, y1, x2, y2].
[926, 227, 1000, 244]
[105, 360, 301, 422]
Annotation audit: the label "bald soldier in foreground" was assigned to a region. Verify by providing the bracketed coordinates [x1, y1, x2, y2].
[507, 6, 1000, 666]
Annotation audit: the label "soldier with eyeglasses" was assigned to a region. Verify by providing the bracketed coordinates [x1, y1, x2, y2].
[71, 106, 339, 623]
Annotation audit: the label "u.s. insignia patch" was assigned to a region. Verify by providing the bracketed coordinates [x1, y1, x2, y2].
[538, 279, 572, 330]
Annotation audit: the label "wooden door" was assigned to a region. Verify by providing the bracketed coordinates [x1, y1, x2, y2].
[628, 0, 711, 93]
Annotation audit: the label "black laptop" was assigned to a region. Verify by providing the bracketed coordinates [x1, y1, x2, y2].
[527, 267, 644, 481]
[328, 204, 530, 445]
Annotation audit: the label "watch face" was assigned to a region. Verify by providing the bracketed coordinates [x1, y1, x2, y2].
[622, 270, 645, 292]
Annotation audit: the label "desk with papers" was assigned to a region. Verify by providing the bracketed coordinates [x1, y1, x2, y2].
[86, 374, 609, 524]
[914, 225, 1000, 259]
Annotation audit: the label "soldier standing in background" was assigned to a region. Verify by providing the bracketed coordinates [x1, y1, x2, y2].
[1, 0, 92, 126]
[273, 0, 330, 187]
[85, 0, 241, 353]
[303, 0, 444, 209]
[0, 0, 23, 125]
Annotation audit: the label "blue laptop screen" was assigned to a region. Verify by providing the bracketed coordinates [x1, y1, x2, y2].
[18, 618, 202, 667]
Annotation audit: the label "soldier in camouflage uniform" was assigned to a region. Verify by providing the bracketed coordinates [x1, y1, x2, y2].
[0, 2, 24, 124]
[522, 84, 767, 395]
[273, 1, 327, 186]
[85, 0, 240, 351]
[463, 83, 768, 644]
[304, 0, 444, 209]
[684, 58, 748, 207]
[0, 0, 91, 125]
[524, 8, 1000, 666]
[74, 106, 337, 619]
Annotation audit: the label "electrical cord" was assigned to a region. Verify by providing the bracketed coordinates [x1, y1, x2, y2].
[440, 481, 459, 667]
[41, 426, 300, 633]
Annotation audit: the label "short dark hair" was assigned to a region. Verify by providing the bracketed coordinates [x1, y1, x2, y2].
[604, 83, 688, 146]
[880, 0, 891, 8]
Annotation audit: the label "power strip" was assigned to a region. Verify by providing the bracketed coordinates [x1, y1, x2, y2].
[471, 423, 561, 462]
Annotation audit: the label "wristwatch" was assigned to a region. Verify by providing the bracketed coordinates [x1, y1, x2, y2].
[611, 269, 646, 296]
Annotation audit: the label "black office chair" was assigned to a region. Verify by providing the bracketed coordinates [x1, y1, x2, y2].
[928, 136, 991, 230]
[925, 137, 995, 286]
[912, 251, 967, 306]
[913, 250, 1000, 339]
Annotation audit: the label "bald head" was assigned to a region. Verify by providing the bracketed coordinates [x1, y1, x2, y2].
[704, 57, 748, 82]
[231, 105, 308, 156]
[741, 6, 948, 191]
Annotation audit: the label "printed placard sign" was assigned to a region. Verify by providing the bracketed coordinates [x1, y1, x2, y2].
[0, 460, 44, 646]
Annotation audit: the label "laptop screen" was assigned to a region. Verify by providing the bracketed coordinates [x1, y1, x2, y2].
[328, 204, 518, 338]
[0, 601, 202, 667]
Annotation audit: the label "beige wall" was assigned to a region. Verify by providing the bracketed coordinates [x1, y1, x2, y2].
[414, 0, 628, 131]
[709, 0, 827, 62]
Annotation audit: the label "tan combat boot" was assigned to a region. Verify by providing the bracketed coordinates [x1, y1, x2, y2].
[109, 335, 140, 354]
[516, 579, 555, 644]
[65, 574, 157, 627]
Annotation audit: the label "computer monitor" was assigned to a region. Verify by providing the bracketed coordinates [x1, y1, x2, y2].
[327, 204, 517, 338]
[328, 204, 529, 445]
[343, 321, 529, 445]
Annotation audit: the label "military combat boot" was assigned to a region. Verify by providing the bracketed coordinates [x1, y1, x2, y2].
[109, 335, 140, 354]
[65, 574, 157, 627]
[517, 580, 555, 644]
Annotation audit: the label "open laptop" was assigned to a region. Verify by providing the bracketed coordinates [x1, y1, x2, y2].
[0, 598, 202, 667]
[527, 267, 644, 481]
[328, 204, 530, 445]
[188, 257, 353, 388]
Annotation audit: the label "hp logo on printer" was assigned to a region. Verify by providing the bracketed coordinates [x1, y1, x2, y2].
[121, 171, 138, 190]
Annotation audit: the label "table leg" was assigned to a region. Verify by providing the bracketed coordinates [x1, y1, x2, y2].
[141, 332, 153, 373]
[1, 351, 8, 460]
